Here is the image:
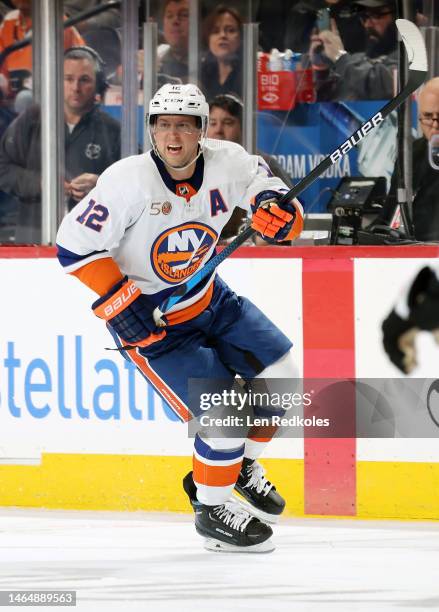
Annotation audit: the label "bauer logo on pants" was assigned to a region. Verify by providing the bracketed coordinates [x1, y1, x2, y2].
[151, 222, 217, 284]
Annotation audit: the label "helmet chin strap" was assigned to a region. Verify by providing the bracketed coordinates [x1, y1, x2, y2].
[148, 121, 207, 174]
[155, 144, 203, 172]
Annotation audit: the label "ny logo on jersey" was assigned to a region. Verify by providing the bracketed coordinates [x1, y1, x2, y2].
[151, 222, 218, 284]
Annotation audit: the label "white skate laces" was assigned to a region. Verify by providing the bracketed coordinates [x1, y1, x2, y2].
[213, 501, 252, 532]
[244, 462, 274, 497]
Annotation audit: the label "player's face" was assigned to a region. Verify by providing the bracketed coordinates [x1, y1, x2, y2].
[64, 59, 97, 115]
[419, 90, 439, 141]
[163, 0, 189, 50]
[208, 12, 241, 60]
[208, 107, 241, 143]
[153, 115, 201, 168]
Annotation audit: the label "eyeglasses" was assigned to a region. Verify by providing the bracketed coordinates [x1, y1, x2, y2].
[153, 121, 200, 135]
[419, 113, 439, 126]
[359, 9, 393, 22]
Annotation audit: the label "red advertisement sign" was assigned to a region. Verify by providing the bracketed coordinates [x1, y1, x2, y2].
[258, 69, 315, 111]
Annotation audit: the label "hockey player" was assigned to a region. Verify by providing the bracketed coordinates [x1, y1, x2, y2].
[382, 266, 439, 373]
[56, 83, 303, 552]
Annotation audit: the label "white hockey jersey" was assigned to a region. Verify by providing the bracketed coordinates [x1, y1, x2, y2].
[56, 139, 294, 312]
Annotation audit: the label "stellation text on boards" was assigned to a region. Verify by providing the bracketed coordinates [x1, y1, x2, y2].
[0, 336, 178, 422]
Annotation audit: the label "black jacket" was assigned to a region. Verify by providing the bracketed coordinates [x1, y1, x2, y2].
[316, 49, 398, 102]
[200, 52, 242, 102]
[380, 137, 439, 242]
[0, 104, 121, 242]
[315, 20, 398, 102]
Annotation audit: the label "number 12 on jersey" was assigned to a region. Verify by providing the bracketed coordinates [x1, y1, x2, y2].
[76, 199, 109, 232]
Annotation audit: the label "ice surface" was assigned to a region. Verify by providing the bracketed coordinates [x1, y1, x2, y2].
[0, 508, 438, 612]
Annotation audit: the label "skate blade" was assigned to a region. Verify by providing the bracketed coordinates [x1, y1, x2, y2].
[231, 493, 281, 525]
[203, 537, 275, 554]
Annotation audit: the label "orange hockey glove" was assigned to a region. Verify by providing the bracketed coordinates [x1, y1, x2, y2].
[251, 191, 303, 242]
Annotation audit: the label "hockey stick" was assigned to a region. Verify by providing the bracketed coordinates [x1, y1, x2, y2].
[153, 19, 427, 326]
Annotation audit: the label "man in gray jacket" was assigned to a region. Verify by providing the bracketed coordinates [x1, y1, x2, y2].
[0, 47, 120, 243]
[310, 0, 397, 101]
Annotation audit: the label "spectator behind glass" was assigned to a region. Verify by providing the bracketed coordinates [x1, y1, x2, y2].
[200, 6, 242, 101]
[64, 0, 120, 34]
[0, 0, 84, 104]
[377, 78, 439, 242]
[208, 94, 292, 187]
[208, 94, 293, 244]
[309, 0, 397, 101]
[157, 0, 189, 83]
[257, 1, 366, 56]
[0, 46, 121, 244]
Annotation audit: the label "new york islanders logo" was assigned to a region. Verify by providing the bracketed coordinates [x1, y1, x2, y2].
[151, 222, 218, 284]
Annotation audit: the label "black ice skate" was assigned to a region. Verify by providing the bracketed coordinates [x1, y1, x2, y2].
[195, 500, 274, 553]
[234, 458, 285, 524]
[182, 471, 274, 553]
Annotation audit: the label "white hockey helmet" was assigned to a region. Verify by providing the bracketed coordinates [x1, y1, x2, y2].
[147, 83, 210, 169]
[148, 83, 209, 127]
